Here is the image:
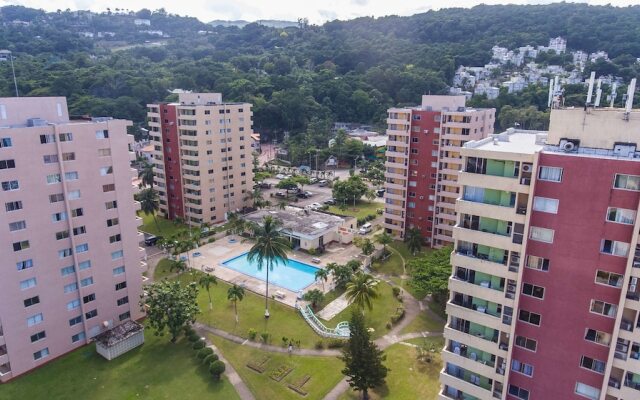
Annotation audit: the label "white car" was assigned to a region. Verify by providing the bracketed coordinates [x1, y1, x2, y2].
[309, 202, 322, 210]
[275, 173, 286, 180]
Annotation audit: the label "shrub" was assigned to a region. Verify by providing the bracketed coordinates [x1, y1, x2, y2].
[197, 347, 214, 360]
[192, 340, 206, 350]
[314, 340, 325, 350]
[209, 360, 226, 380]
[392, 286, 401, 297]
[327, 339, 345, 349]
[188, 333, 200, 343]
[260, 332, 270, 343]
[386, 321, 393, 329]
[248, 328, 257, 340]
[208, 238, 215, 244]
[183, 326, 195, 336]
[308, 248, 316, 256]
[203, 353, 219, 365]
[390, 308, 406, 324]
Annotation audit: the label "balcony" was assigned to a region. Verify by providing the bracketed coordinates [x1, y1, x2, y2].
[385, 191, 405, 201]
[458, 172, 530, 194]
[446, 340, 496, 369]
[443, 363, 493, 393]
[384, 212, 404, 222]
[440, 386, 481, 400]
[385, 149, 409, 159]
[0, 362, 10, 377]
[447, 298, 502, 328]
[625, 372, 640, 391]
[385, 160, 407, 170]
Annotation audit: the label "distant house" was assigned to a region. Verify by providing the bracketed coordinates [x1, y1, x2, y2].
[79, 32, 94, 38]
[134, 18, 151, 26]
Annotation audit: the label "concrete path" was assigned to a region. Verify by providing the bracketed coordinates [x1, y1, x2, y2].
[317, 293, 350, 321]
[201, 339, 256, 400]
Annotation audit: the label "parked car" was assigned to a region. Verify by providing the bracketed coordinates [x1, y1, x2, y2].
[318, 180, 328, 187]
[275, 173, 286, 179]
[144, 234, 161, 246]
[259, 182, 272, 189]
[309, 202, 322, 210]
[296, 192, 309, 198]
[323, 198, 336, 205]
[309, 177, 319, 184]
[304, 191, 313, 197]
[376, 188, 386, 197]
[358, 223, 373, 235]
[275, 191, 287, 198]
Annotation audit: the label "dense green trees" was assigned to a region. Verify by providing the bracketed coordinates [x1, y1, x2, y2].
[143, 280, 200, 342]
[408, 245, 453, 305]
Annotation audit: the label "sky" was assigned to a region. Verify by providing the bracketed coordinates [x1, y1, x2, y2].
[2, 0, 639, 24]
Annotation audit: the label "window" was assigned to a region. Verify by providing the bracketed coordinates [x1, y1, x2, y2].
[78, 260, 91, 270]
[580, 356, 605, 374]
[40, 134, 56, 144]
[109, 234, 122, 243]
[27, 313, 43, 327]
[522, 283, 545, 299]
[64, 282, 78, 293]
[72, 208, 83, 218]
[68, 190, 81, 200]
[408, 202, 415, 208]
[115, 281, 127, 291]
[106, 218, 119, 227]
[23, 296, 40, 307]
[0, 159, 15, 169]
[59, 133, 73, 142]
[538, 166, 563, 182]
[55, 230, 70, 240]
[98, 148, 111, 157]
[62, 152, 75, 161]
[46, 173, 61, 184]
[83, 293, 96, 304]
[601, 239, 629, 257]
[73, 226, 86, 236]
[52, 211, 67, 222]
[2, 180, 19, 191]
[13, 240, 30, 251]
[584, 328, 611, 346]
[117, 296, 129, 306]
[119, 311, 131, 321]
[102, 184, 115, 192]
[64, 171, 79, 181]
[59, 248, 73, 258]
[529, 226, 554, 243]
[30, 331, 45, 342]
[33, 348, 49, 360]
[575, 382, 600, 400]
[72, 332, 86, 343]
[9, 220, 26, 231]
[99, 166, 113, 175]
[75, 243, 88, 253]
[113, 266, 125, 275]
[49, 193, 64, 203]
[595, 270, 623, 287]
[607, 207, 636, 224]
[408, 181, 417, 187]
[111, 250, 123, 260]
[519, 309, 541, 326]
[20, 277, 37, 290]
[0, 137, 12, 147]
[508, 384, 529, 400]
[43, 154, 59, 164]
[16, 259, 33, 271]
[515, 335, 537, 352]
[590, 300, 617, 318]
[5, 200, 22, 212]
[85, 309, 98, 319]
[614, 174, 640, 191]
[60, 265, 75, 276]
[511, 359, 534, 377]
[67, 299, 81, 310]
[96, 130, 109, 139]
[532, 197, 559, 213]
[69, 315, 82, 326]
[105, 200, 117, 209]
[80, 277, 94, 287]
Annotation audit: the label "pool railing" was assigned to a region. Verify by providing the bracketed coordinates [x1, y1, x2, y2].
[297, 304, 350, 338]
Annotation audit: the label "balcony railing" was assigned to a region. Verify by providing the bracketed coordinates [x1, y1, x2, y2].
[447, 342, 496, 368]
[442, 386, 481, 400]
[450, 297, 501, 319]
[625, 373, 640, 391]
[445, 363, 493, 392]
[452, 272, 505, 293]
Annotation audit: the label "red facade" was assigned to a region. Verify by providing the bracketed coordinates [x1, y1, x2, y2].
[159, 104, 184, 220]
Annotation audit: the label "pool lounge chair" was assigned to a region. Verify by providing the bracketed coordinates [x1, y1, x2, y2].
[274, 290, 286, 299]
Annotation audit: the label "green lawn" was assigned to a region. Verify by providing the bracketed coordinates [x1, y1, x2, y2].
[338, 337, 444, 400]
[138, 212, 189, 238]
[154, 258, 177, 281]
[0, 328, 240, 400]
[173, 269, 323, 348]
[211, 335, 345, 400]
[399, 308, 445, 335]
[327, 201, 383, 219]
[371, 250, 404, 277]
[326, 281, 402, 339]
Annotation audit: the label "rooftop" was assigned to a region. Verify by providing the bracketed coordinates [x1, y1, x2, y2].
[243, 207, 348, 238]
[94, 320, 144, 348]
[465, 128, 547, 154]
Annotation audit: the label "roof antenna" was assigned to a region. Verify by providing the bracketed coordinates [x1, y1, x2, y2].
[609, 82, 618, 108]
[624, 78, 636, 121]
[586, 71, 596, 106]
[594, 78, 602, 107]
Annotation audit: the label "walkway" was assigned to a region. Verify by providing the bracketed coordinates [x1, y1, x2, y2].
[200, 336, 255, 400]
[317, 293, 349, 320]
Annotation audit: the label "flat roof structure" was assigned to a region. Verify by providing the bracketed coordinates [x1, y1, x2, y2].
[243, 207, 349, 239]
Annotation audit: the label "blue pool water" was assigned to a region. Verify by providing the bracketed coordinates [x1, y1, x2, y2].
[222, 253, 319, 292]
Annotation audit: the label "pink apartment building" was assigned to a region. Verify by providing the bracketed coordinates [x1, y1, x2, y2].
[0, 97, 145, 382]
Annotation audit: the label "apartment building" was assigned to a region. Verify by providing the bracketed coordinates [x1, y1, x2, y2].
[0, 97, 144, 382]
[147, 93, 254, 226]
[441, 106, 640, 400]
[382, 95, 495, 247]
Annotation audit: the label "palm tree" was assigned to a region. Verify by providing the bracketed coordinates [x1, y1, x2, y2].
[138, 161, 154, 188]
[227, 284, 245, 323]
[198, 274, 217, 310]
[247, 216, 289, 318]
[345, 272, 380, 312]
[169, 259, 187, 274]
[246, 188, 265, 209]
[375, 232, 393, 255]
[315, 268, 329, 291]
[405, 228, 423, 256]
[138, 188, 160, 230]
[277, 200, 287, 210]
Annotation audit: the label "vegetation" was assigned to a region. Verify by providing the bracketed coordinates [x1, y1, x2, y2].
[407, 245, 452, 306]
[143, 280, 201, 342]
[345, 273, 380, 311]
[138, 211, 189, 238]
[137, 188, 160, 229]
[198, 274, 218, 310]
[333, 176, 373, 206]
[404, 228, 424, 256]
[314, 268, 330, 291]
[328, 201, 382, 220]
[227, 284, 245, 323]
[303, 289, 325, 310]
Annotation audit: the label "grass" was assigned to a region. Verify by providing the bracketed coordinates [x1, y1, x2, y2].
[327, 201, 383, 219]
[326, 281, 402, 339]
[338, 336, 444, 400]
[0, 328, 240, 400]
[399, 308, 445, 335]
[211, 335, 345, 400]
[138, 211, 190, 238]
[173, 269, 323, 348]
[371, 250, 404, 277]
[154, 258, 177, 281]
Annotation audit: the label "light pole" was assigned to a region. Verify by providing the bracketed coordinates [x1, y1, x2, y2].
[0, 50, 18, 97]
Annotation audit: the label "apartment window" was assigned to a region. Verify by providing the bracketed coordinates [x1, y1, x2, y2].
[585, 328, 611, 346]
[79, 260, 91, 270]
[55, 230, 70, 240]
[538, 166, 563, 182]
[33, 348, 49, 360]
[80, 277, 94, 287]
[85, 309, 98, 319]
[511, 359, 534, 377]
[59, 248, 73, 258]
[27, 313, 43, 327]
[515, 335, 537, 352]
[72, 208, 83, 217]
[98, 148, 111, 157]
[64, 282, 78, 293]
[60, 265, 75, 276]
[5, 200, 22, 212]
[519, 309, 541, 326]
[20, 277, 37, 290]
[115, 281, 127, 291]
[16, 259, 33, 271]
[67, 299, 81, 311]
[408, 181, 417, 187]
[62, 152, 75, 161]
[601, 239, 629, 257]
[105, 200, 118, 210]
[103, 184, 115, 192]
[0, 137, 12, 147]
[69, 315, 82, 326]
[111, 250, 124, 260]
[119, 311, 131, 321]
[83, 293, 96, 304]
[72, 332, 86, 343]
[64, 171, 79, 181]
[575, 382, 600, 400]
[73, 226, 86, 236]
[109, 234, 122, 243]
[113, 266, 125, 275]
[579, 356, 605, 374]
[99, 166, 113, 176]
[30, 331, 45, 342]
[117, 296, 129, 306]
[590, 300, 617, 318]
[614, 174, 640, 191]
[522, 283, 545, 299]
[529, 226, 554, 243]
[46, 173, 61, 184]
[607, 207, 636, 224]
[532, 197, 559, 213]
[2, 180, 19, 191]
[52, 211, 67, 222]
[0, 159, 15, 169]
[75, 243, 88, 253]
[68, 190, 81, 200]
[43, 154, 59, 164]
[49, 193, 64, 203]
[595, 270, 623, 288]
[95, 130, 109, 139]
[13, 240, 30, 251]
[59, 133, 73, 142]
[106, 218, 119, 227]
[9, 220, 26, 231]
[40, 134, 56, 144]
[508, 384, 529, 400]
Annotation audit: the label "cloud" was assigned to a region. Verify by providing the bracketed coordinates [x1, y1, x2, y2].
[318, 9, 338, 21]
[351, 0, 369, 5]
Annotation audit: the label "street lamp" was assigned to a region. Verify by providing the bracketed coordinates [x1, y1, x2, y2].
[0, 50, 18, 97]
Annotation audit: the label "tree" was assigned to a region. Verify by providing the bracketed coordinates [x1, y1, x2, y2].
[209, 360, 226, 380]
[405, 228, 423, 256]
[138, 161, 154, 188]
[226, 212, 247, 236]
[142, 280, 200, 343]
[315, 268, 329, 291]
[198, 274, 217, 310]
[247, 216, 290, 318]
[332, 176, 369, 206]
[340, 311, 388, 400]
[303, 289, 325, 310]
[407, 245, 452, 304]
[169, 259, 187, 274]
[227, 284, 245, 323]
[138, 187, 160, 230]
[293, 175, 311, 192]
[345, 272, 380, 312]
[277, 200, 288, 210]
[358, 238, 375, 256]
[375, 232, 393, 255]
[329, 263, 354, 289]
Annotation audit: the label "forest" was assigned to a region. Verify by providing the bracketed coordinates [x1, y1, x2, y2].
[0, 3, 639, 147]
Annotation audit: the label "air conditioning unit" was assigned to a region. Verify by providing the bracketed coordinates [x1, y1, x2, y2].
[521, 164, 533, 173]
[559, 138, 580, 152]
[419, 196, 424, 200]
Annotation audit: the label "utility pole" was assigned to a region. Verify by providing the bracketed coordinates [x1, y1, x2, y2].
[1, 50, 18, 97]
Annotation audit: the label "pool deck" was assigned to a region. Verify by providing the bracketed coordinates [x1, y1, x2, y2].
[181, 235, 364, 309]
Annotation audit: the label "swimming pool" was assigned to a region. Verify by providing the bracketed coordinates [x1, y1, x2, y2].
[222, 253, 319, 292]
